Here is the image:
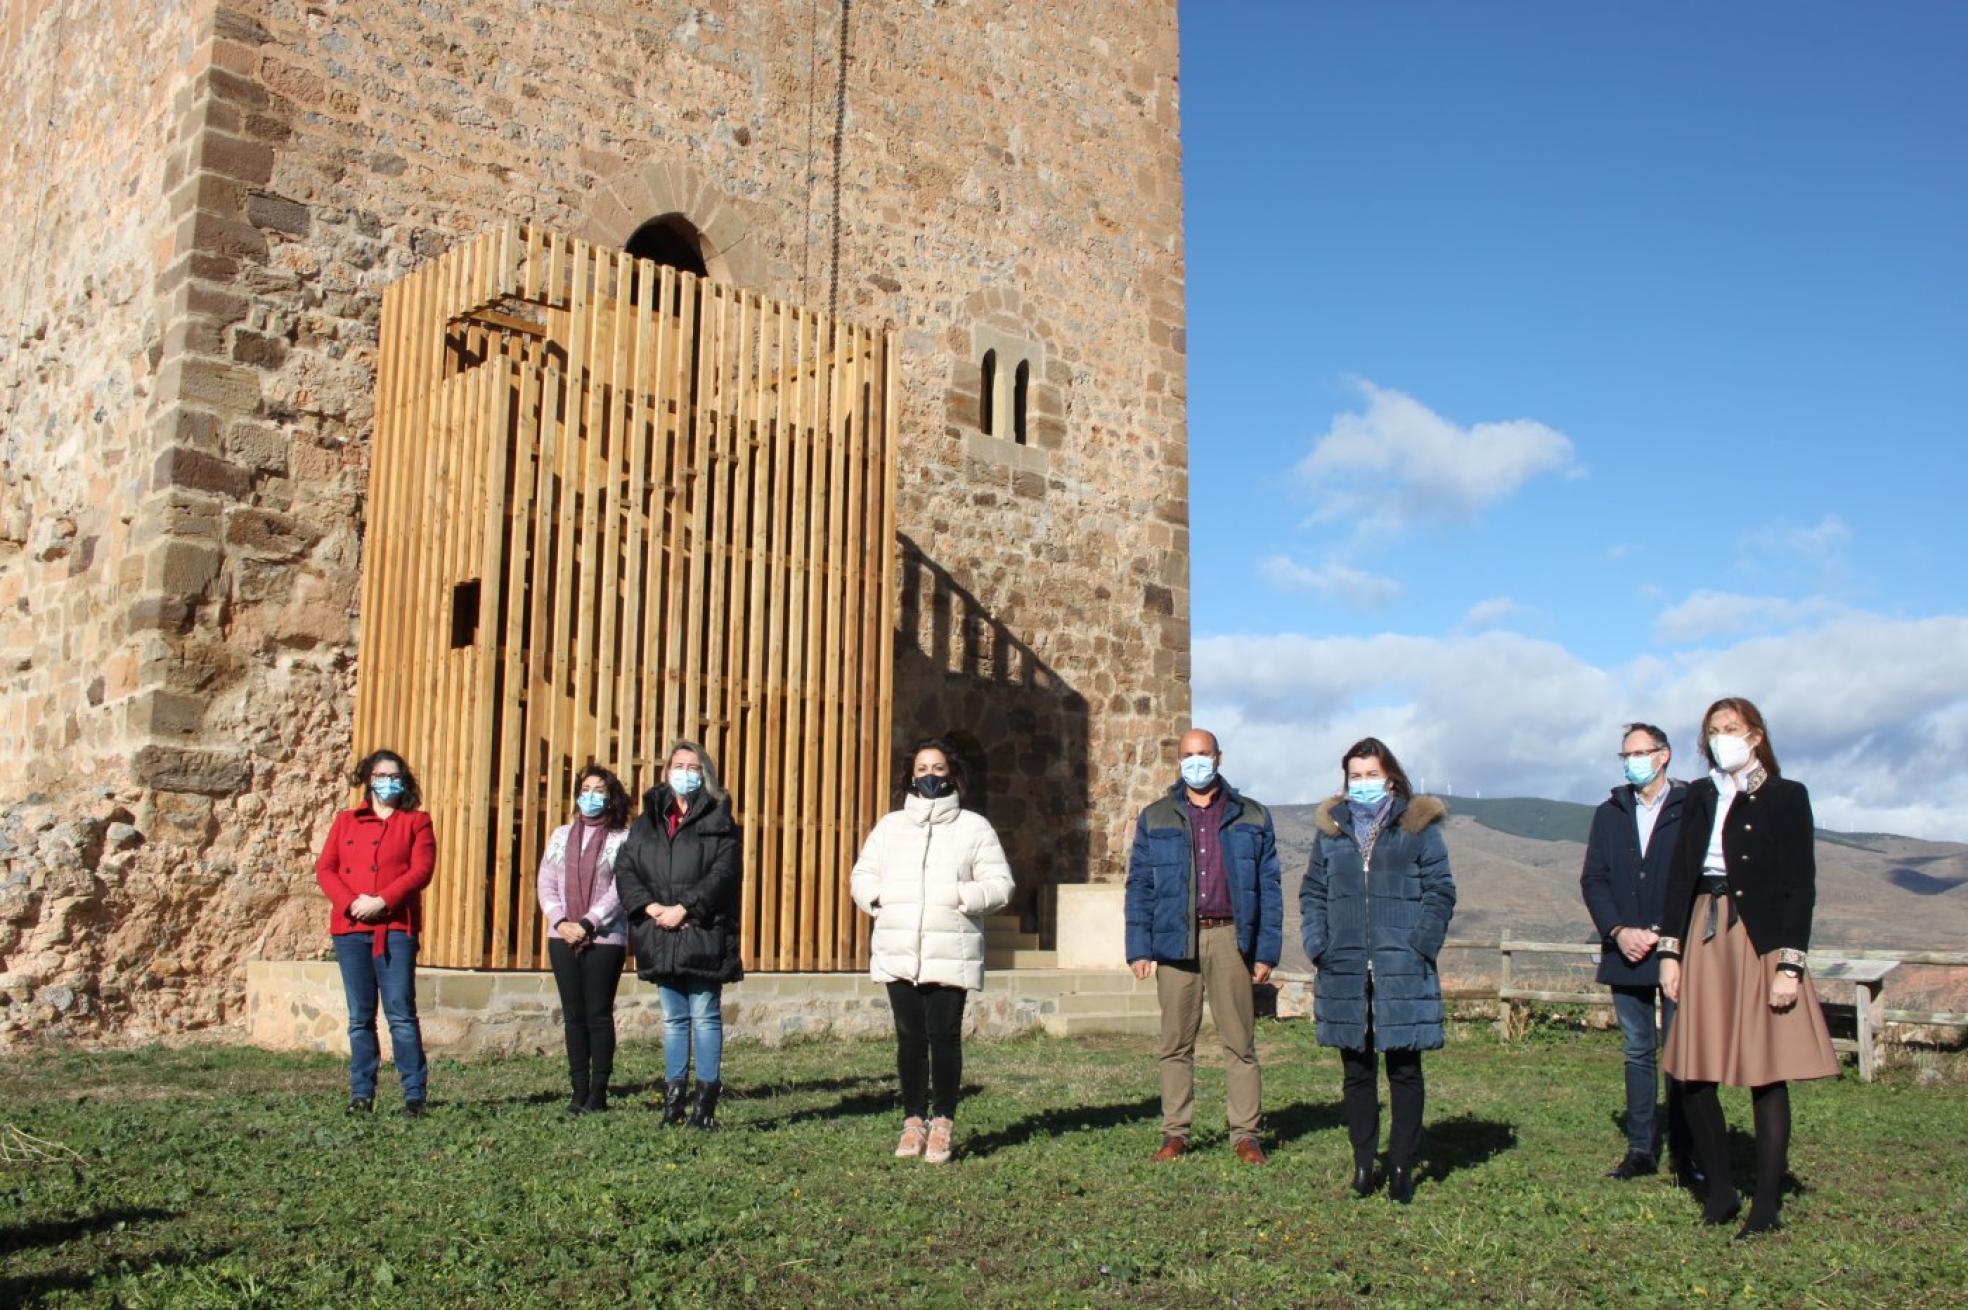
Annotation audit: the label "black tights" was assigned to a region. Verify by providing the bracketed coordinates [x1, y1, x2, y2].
[1339, 1046, 1425, 1171]
[1683, 1079, 1790, 1222]
[547, 940, 624, 1097]
[887, 981, 966, 1121]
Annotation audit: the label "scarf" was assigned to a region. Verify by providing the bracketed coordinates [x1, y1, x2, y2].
[563, 815, 610, 939]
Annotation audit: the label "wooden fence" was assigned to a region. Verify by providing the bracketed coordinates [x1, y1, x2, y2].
[353, 223, 897, 972]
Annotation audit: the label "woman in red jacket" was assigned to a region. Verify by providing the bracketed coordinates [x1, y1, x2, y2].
[314, 749, 437, 1116]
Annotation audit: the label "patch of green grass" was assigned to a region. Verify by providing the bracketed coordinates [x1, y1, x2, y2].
[3, 1025, 1964, 1308]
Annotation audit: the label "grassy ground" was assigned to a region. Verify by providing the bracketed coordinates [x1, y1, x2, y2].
[3, 1019, 1965, 1308]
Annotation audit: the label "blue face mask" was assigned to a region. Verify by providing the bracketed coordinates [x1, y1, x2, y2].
[668, 768, 703, 798]
[576, 791, 607, 818]
[1346, 779, 1387, 807]
[370, 776, 405, 803]
[1179, 755, 1218, 790]
[1623, 754, 1660, 788]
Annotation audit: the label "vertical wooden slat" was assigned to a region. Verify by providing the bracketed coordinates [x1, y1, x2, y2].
[659, 274, 698, 755]
[833, 325, 868, 966]
[476, 355, 515, 967]
[778, 309, 813, 969]
[758, 302, 794, 970]
[735, 294, 769, 965]
[639, 265, 679, 788]
[617, 258, 655, 796]
[817, 319, 850, 967]
[497, 362, 541, 968]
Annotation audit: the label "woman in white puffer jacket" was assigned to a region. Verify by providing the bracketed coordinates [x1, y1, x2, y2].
[851, 738, 1015, 1163]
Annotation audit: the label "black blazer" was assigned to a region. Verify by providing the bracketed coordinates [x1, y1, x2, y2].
[1579, 780, 1687, 985]
[1659, 774, 1816, 968]
[615, 786, 745, 984]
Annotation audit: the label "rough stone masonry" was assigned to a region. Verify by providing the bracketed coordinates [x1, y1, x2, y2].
[0, 0, 1191, 1046]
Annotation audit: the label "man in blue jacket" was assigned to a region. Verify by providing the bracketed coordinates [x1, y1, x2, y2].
[1125, 728, 1283, 1164]
[1580, 722, 1695, 1184]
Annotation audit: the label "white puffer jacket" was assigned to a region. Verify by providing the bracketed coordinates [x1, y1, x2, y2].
[850, 793, 1015, 992]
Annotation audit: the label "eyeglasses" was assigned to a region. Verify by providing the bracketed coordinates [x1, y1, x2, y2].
[1615, 749, 1664, 761]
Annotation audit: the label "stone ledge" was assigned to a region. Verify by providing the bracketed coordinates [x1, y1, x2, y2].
[246, 963, 1147, 1059]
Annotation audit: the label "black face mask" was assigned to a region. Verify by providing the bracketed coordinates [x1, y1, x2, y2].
[912, 774, 955, 800]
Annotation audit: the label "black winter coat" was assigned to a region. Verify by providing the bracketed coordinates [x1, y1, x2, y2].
[615, 786, 744, 984]
[1579, 780, 1687, 985]
[1659, 775, 1815, 964]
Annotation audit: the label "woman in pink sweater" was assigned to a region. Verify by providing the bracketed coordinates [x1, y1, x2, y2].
[536, 763, 633, 1114]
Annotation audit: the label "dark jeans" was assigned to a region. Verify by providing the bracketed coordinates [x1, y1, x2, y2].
[332, 931, 427, 1102]
[887, 981, 967, 1121]
[547, 940, 624, 1095]
[1610, 983, 1686, 1160]
[1340, 1045, 1424, 1171]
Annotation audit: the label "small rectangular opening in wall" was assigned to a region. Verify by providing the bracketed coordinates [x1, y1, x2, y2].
[450, 579, 481, 649]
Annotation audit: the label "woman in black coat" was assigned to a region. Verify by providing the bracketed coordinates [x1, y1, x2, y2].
[1659, 697, 1837, 1238]
[1299, 737, 1456, 1205]
[615, 739, 744, 1129]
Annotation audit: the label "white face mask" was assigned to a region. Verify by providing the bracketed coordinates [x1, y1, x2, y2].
[1709, 732, 1754, 773]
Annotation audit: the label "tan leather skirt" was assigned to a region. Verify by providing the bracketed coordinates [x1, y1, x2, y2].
[1662, 894, 1839, 1087]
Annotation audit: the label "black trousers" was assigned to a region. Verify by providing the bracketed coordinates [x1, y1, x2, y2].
[886, 980, 967, 1120]
[548, 940, 624, 1094]
[1340, 1045, 1425, 1170]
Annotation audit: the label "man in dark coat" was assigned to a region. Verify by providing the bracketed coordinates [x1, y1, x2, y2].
[1580, 722, 1693, 1183]
[1124, 728, 1284, 1166]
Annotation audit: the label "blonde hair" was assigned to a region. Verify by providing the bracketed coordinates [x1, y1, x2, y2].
[665, 738, 727, 803]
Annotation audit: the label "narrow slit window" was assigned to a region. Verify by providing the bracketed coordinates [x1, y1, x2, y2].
[980, 349, 997, 435]
[1013, 360, 1030, 445]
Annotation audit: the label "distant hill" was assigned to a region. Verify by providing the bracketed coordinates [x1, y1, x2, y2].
[1267, 796, 1968, 1013]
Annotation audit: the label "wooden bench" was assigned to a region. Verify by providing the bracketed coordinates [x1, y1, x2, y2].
[1814, 958, 1898, 1082]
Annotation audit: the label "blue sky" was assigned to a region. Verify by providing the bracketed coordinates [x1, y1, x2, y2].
[1178, 2, 1968, 837]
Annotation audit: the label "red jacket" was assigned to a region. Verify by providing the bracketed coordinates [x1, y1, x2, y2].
[315, 802, 437, 955]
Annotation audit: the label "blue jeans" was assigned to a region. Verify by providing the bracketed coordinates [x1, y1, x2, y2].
[1610, 984, 1683, 1158]
[333, 931, 428, 1102]
[657, 978, 724, 1083]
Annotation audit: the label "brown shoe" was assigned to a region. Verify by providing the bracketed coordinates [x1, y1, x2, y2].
[894, 1116, 927, 1159]
[1235, 1138, 1268, 1165]
[1151, 1135, 1187, 1162]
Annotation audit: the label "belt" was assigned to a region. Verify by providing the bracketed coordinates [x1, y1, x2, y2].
[1698, 876, 1736, 941]
[1197, 916, 1234, 928]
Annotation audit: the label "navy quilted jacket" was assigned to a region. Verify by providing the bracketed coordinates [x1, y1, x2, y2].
[1299, 793, 1456, 1052]
[1124, 780, 1284, 966]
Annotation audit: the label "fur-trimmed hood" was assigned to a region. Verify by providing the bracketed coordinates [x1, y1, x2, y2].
[1312, 793, 1447, 838]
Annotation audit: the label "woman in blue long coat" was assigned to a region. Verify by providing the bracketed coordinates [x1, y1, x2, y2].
[1300, 737, 1457, 1204]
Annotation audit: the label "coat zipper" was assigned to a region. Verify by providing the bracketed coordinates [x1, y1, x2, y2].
[914, 819, 935, 978]
[1359, 819, 1380, 983]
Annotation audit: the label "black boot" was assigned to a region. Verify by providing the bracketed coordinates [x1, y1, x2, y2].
[1349, 1163, 1379, 1198]
[661, 1079, 690, 1126]
[586, 1074, 610, 1115]
[688, 1080, 722, 1130]
[1388, 1165, 1415, 1205]
[568, 1071, 592, 1116]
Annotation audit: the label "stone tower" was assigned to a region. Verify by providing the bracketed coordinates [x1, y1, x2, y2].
[0, 0, 1190, 1043]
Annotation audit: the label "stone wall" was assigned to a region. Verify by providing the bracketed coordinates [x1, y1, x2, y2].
[0, 0, 1189, 1046]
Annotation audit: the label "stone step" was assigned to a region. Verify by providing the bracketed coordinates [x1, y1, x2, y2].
[985, 930, 1042, 950]
[1039, 1011, 1165, 1038]
[983, 914, 1026, 934]
[1053, 990, 1163, 1016]
[985, 948, 1058, 969]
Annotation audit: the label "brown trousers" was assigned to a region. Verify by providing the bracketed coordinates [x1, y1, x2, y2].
[1155, 921, 1261, 1143]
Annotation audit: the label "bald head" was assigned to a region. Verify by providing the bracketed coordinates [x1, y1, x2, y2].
[1179, 728, 1220, 757]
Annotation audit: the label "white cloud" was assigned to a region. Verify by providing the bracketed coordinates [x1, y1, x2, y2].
[1260, 555, 1402, 609]
[1195, 612, 1968, 841]
[1295, 381, 1579, 526]
[1463, 596, 1523, 629]
[1748, 514, 1853, 563]
[1654, 590, 1849, 644]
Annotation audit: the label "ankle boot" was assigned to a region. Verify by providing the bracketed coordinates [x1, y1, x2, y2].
[568, 1071, 591, 1116]
[586, 1074, 610, 1114]
[1388, 1165, 1415, 1205]
[1349, 1163, 1379, 1198]
[688, 1080, 722, 1130]
[661, 1079, 690, 1126]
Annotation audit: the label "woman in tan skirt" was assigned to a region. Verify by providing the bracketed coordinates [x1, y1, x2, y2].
[1659, 697, 1838, 1238]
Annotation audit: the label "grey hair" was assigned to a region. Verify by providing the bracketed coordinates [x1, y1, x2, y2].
[1622, 722, 1670, 751]
[664, 738, 727, 803]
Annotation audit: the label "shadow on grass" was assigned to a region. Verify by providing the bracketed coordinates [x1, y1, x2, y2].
[745, 1080, 986, 1132]
[0, 1207, 219, 1305]
[960, 1095, 1160, 1158]
[0, 1245, 234, 1305]
[1423, 1114, 1517, 1183]
[1265, 1098, 1350, 1146]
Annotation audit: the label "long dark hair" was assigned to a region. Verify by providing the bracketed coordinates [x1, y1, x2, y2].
[575, 761, 632, 829]
[1699, 696, 1782, 777]
[1339, 736, 1414, 800]
[352, 748, 423, 811]
[896, 736, 970, 808]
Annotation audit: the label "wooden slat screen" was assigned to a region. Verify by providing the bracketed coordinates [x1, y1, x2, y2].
[353, 223, 897, 971]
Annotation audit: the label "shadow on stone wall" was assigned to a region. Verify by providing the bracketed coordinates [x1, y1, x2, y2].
[892, 536, 1089, 939]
